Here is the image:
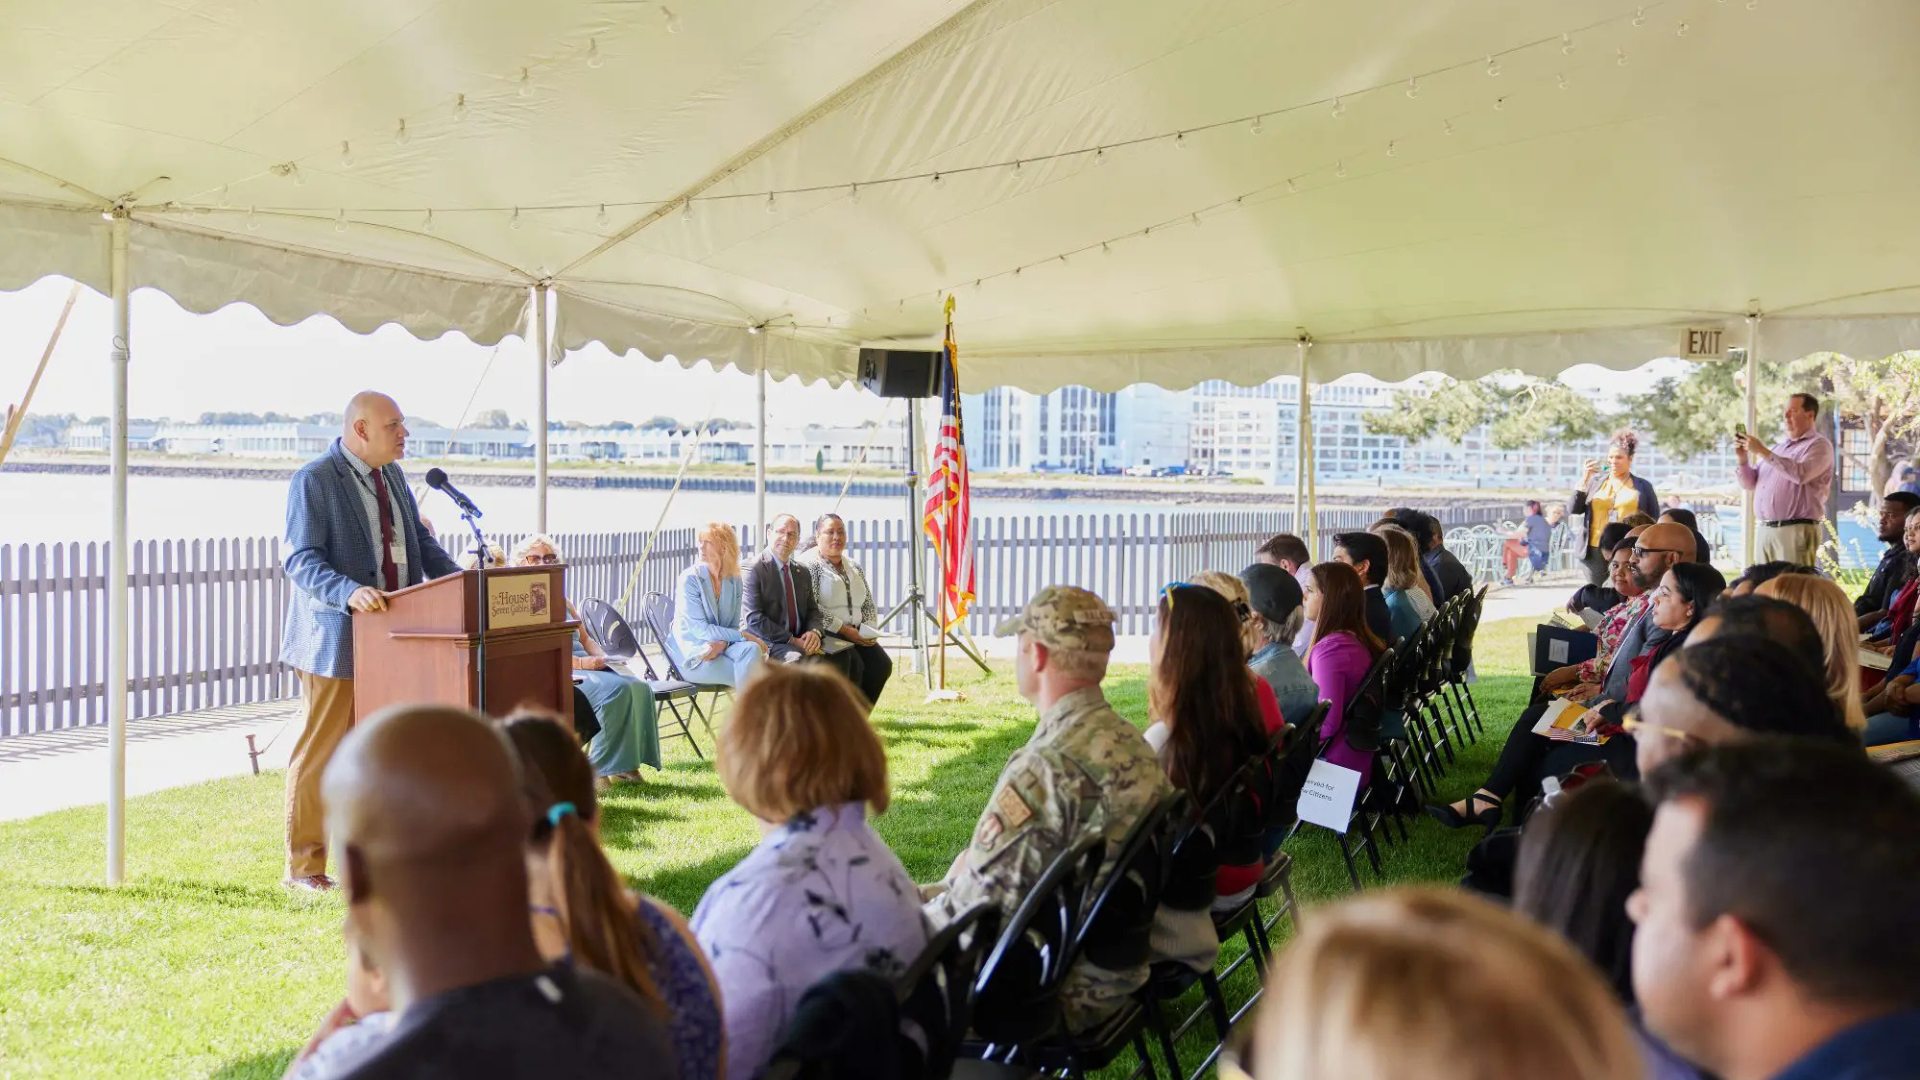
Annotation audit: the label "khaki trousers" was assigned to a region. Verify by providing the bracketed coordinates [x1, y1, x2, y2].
[1756, 522, 1821, 567]
[286, 671, 354, 880]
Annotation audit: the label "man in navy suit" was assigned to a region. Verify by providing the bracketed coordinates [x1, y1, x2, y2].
[279, 392, 460, 891]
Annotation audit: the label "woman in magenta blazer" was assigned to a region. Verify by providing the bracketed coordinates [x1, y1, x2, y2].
[1303, 562, 1387, 782]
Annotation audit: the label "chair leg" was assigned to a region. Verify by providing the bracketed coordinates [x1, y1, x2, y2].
[1245, 917, 1271, 974]
[1199, 973, 1233, 1044]
[1145, 994, 1185, 1080]
[1131, 1030, 1160, 1080]
[1336, 831, 1363, 891]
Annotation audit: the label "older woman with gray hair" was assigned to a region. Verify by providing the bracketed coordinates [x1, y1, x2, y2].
[1239, 563, 1321, 727]
[511, 533, 659, 783]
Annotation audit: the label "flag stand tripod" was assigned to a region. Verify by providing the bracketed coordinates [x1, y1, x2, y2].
[878, 397, 986, 695]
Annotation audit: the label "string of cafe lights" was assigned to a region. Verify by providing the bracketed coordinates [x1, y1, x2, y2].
[157, 0, 1748, 239]
[867, 0, 1754, 316]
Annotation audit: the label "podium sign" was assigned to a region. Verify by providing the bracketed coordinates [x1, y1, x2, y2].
[351, 565, 577, 726]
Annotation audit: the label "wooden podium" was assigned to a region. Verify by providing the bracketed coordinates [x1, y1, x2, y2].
[351, 565, 578, 725]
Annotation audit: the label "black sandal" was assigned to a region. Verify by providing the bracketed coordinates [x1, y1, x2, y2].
[1424, 792, 1503, 830]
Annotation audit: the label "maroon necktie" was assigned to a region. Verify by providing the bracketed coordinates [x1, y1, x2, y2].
[369, 467, 401, 591]
[782, 563, 800, 636]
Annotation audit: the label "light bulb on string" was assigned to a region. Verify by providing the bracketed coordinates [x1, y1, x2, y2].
[1011, 160, 1023, 176]
[246, 206, 259, 231]
[341, 141, 354, 167]
[1335, 160, 1347, 178]
[682, 199, 695, 220]
[1175, 131, 1187, 148]
[1286, 178, 1299, 194]
[1617, 48, 1629, 65]
[1676, 21, 1689, 36]
[1101, 241, 1111, 255]
[1012, 267, 1021, 278]
[931, 171, 944, 188]
[1386, 140, 1397, 157]
[1094, 147, 1108, 166]
[1562, 33, 1574, 55]
[1557, 73, 1570, 90]
[1190, 213, 1201, 227]
[396, 119, 410, 146]
[1633, 7, 1646, 26]
[1486, 54, 1501, 76]
[662, 6, 681, 33]
[1058, 253, 1068, 264]
[454, 94, 469, 122]
[423, 209, 436, 233]
[519, 68, 533, 97]
[217, 186, 231, 208]
[1443, 118, 1456, 135]
[1405, 78, 1419, 98]
[334, 209, 348, 234]
[587, 38, 604, 68]
[596, 204, 609, 226]
[509, 207, 523, 230]
[1493, 96, 1507, 111]
[849, 182, 861, 203]
[1250, 115, 1264, 134]
[1331, 96, 1345, 118]
[973, 279, 982, 291]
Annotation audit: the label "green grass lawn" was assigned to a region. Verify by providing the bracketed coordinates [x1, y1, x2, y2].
[0, 618, 1537, 1080]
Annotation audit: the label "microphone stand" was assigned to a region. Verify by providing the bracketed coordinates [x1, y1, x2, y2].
[465, 511, 490, 715]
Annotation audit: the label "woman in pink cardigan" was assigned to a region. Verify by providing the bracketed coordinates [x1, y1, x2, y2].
[1303, 562, 1387, 782]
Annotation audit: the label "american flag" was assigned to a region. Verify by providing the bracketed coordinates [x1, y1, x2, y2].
[923, 297, 974, 629]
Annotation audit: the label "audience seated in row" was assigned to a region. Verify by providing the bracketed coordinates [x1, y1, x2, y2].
[1252, 532, 1316, 655]
[1302, 563, 1385, 790]
[1566, 522, 1637, 618]
[1371, 522, 1436, 636]
[1330, 531, 1395, 645]
[1751, 573, 1868, 733]
[1239, 563, 1320, 726]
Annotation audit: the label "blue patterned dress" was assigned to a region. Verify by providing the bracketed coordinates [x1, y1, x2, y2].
[635, 897, 725, 1080]
[691, 803, 928, 1080]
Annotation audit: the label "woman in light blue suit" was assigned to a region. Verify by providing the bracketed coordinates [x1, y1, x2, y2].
[672, 522, 767, 690]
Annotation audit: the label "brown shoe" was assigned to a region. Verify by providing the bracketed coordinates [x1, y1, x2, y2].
[286, 874, 337, 893]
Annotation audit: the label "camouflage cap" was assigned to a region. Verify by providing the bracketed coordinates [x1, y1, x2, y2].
[994, 585, 1117, 653]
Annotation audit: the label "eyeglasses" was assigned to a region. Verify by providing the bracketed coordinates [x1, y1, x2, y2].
[1631, 547, 1683, 559]
[1621, 715, 1699, 745]
[525, 552, 559, 565]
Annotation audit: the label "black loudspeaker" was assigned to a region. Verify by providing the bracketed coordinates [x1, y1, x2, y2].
[857, 348, 942, 398]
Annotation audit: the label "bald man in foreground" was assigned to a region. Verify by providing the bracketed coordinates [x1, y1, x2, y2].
[279, 393, 460, 891]
[319, 705, 676, 1079]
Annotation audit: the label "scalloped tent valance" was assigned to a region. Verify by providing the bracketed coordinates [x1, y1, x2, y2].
[3, 0, 1917, 392]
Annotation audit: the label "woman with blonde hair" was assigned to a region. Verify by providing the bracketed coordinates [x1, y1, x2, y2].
[671, 521, 767, 690]
[1756, 572, 1869, 732]
[1370, 523, 1436, 625]
[692, 663, 926, 1080]
[1251, 887, 1642, 1080]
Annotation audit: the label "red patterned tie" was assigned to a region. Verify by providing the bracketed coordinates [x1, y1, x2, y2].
[369, 467, 401, 591]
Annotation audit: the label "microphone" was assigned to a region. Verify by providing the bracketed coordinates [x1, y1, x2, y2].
[424, 468, 483, 519]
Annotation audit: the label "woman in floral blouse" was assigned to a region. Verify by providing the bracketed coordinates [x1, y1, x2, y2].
[1543, 537, 1647, 702]
[692, 663, 927, 1080]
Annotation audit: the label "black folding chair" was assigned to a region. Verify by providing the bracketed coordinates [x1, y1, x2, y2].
[642, 590, 728, 728]
[1015, 793, 1186, 1080]
[963, 836, 1105, 1063]
[1255, 707, 1322, 943]
[1444, 586, 1489, 741]
[578, 597, 705, 758]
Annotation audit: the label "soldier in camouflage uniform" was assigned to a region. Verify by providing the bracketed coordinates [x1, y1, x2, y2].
[925, 585, 1170, 1031]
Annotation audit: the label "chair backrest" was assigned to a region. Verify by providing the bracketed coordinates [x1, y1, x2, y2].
[1255, 709, 1324, 835]
[641, 591, 686, 679]
[898, 902, 1003, 1080]
[968, 835, 1104, 1048]
[1072, 791, 1186, 976]
[579, 598, 641, 660]
[1160, 761, 1260, 914]
[1330, 646, 1395, 754]
[1451, 586, 1486, 671]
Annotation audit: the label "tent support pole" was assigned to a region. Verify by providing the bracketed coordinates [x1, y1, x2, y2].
[1294, 341, 1308, 539]
[107, 213, 130, 886]
[755, 338, 768, 551]
[1743, 315, 1760, 567]
[533, 284, 550, 534]
[1297, 337, 1319, 555]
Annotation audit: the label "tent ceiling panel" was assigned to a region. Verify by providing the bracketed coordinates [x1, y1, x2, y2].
[1, 0, 1916, 391]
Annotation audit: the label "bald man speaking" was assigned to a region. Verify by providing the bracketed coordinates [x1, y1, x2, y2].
[279, 392, 460, 891]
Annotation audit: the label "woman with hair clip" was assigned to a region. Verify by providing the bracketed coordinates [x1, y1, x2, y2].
[1569, 430, 1660, 587]
[1304, 562, 1387, 784]
[1146, 583, 1275, 908]
[503, 712, 725, 1080]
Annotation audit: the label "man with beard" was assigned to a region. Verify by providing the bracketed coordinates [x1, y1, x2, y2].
[1854, 492, 1920, 628]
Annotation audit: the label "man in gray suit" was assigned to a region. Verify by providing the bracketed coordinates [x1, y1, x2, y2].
[744, 513, 858, 683]
[279, 391, 459, 892]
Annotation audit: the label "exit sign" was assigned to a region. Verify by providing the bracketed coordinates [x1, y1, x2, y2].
[1681, 327, 1728, 360]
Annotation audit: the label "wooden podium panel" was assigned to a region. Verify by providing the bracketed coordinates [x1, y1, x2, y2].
[351, 565, 577, 725]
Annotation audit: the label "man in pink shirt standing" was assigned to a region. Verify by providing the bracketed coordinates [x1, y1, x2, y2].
[1735, 392, 1834, 566]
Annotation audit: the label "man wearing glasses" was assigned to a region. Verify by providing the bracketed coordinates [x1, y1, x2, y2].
[1591, 522, 1696, 707]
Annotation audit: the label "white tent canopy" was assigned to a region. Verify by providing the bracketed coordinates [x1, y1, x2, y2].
[5, 0, 1919, 391]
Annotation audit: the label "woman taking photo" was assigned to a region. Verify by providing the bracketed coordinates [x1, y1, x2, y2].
[692, 663, 926, 1080]
[798, 513, 892, 705]
[1569, 430, 1660, 586]
[671, 522, 766, 691]
[1304, 562, 1387, 783]
[511, 534, 658, 783]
